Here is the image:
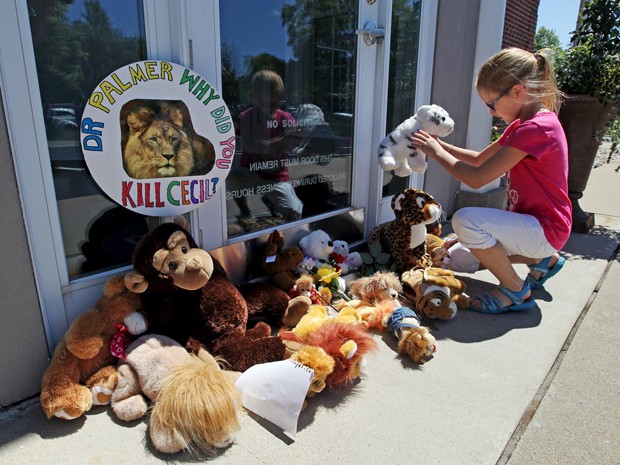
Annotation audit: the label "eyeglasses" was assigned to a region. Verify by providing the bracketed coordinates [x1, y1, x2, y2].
[485, 88, 511, 112]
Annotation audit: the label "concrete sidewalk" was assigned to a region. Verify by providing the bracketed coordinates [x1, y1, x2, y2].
[0, 162, 618, 465]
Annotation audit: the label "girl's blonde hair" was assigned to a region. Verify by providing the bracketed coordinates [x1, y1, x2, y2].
[476, 47, 564, 112]
[250, 69, 285, 103]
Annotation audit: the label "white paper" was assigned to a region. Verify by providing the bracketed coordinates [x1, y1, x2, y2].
[235, 359, 313, 439]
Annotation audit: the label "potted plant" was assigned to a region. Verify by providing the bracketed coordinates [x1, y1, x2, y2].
[552, 0, 619, 233]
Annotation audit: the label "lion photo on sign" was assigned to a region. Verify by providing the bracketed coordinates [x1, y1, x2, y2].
[121, 100, 215, 179]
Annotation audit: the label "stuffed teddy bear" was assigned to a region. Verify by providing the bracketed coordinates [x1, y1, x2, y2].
[297, 229, 348, 298]
[297, 229, 334, 274]
[124, 223, 310, 373]
[40, 274, 147, 420]
[377, 104, 454, 177]
[331, 240, 362, 275]
[262, 230, 305, 292]
[111, 334, 242, 454]
[401, 266, 470, 320]
[368, 188, 443, 273]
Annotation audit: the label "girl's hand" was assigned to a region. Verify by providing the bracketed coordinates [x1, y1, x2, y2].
[408, 130, 443, 159]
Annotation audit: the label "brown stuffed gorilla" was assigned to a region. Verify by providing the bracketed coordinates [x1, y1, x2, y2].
[124, 223, 310, 372]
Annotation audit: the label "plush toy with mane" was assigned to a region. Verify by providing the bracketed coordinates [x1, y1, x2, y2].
[40, 275, 146, 420]
[288, 304, 365, 339]
[343, 270, 403, 330]
[111, 334, 241, 454]
[401, 266, 470, 320]
[125, 223, 310, 372]
[281, 320, 376, 389]
[377, 104, 454, 177]
[368, 188, 443, 273]
[289, 344, 336, 410]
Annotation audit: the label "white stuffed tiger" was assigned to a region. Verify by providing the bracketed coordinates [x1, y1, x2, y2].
[377, 104, 454, 177]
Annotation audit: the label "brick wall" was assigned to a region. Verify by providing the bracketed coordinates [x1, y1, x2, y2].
[502, 0, 540, 51]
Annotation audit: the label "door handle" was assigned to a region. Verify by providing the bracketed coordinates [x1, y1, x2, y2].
[355, 21, 385, 46]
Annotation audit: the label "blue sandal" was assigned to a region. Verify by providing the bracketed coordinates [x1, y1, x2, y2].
[526, 255, 565, 290]
[469, 281, 535, 314]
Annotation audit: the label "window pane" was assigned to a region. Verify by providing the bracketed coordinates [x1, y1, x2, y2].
[27, 0, 148, 278]
[220, 0, 357, 238]
[382, 0, 422, 197]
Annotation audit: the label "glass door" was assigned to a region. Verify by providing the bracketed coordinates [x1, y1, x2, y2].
[217, 1, 358, 238]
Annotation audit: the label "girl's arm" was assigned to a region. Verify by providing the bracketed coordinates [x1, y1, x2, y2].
[435, 138, 500, 166]
[411, 130, 527, 189]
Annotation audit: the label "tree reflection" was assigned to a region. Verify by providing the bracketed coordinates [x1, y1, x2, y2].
[28, 0, 145, 123]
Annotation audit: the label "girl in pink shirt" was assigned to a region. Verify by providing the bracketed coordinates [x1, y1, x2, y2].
[410, 47, 571, 313]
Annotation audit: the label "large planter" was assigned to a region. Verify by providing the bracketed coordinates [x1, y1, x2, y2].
[558, 94, 613, 233]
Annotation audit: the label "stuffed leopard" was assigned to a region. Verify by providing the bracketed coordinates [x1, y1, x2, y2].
[368, 188, 442, 273]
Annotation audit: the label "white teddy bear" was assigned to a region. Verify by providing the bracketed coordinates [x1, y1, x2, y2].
[332, 240, 362, 275]
[377, 104, 455, 177]
[297, 230, 334, 273]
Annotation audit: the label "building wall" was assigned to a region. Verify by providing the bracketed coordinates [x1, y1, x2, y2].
[424, 0, 482, 214]
[0, 90, 50, 408]
[502, 0, 540, 50]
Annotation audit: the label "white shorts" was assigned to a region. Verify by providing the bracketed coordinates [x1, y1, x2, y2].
[451, 207, 557, 263]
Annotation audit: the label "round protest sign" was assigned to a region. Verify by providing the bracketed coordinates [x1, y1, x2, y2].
[80, 60, 234, 216]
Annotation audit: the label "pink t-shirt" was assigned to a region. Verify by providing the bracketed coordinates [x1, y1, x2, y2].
[238, 108, 295, 182]
[498, 111, 572, 250]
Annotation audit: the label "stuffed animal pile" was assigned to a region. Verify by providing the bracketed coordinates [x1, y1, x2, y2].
[296, 229, 362, 298]
[377, 104, 454, 177]
[40, 214, 472, 453]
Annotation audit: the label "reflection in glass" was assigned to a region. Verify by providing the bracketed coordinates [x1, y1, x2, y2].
[27, 0, 148, 278]
[220, 0, 357, 238]
[382, 0, 422, 197]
